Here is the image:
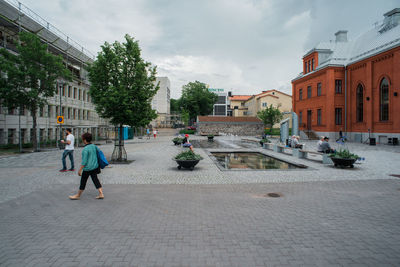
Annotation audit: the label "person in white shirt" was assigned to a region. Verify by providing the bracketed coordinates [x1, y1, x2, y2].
[317, 136, 325, 152]
[60, 128, 75, 172]
[291, 135, 303, 149]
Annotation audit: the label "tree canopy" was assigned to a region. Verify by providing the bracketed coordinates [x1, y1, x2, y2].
[88, 34, 159, 128]
[0, 31, 71, 151]
[179, 81, 218, 121]
[257, 104, 283, 134]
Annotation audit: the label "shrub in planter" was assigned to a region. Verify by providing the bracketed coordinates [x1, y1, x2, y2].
[329, 149, 360, 168]
[260, 138, 270, 146]
[174, 150, 203, 170]
[172, 137, 184, 145]
[207, 134, 214, 141]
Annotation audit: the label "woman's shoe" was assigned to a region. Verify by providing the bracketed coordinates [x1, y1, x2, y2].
[69, 195, 80, 200]
[95, 195, 104, 199]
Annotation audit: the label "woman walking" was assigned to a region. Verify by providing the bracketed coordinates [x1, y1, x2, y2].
[69, 132, 104, 200]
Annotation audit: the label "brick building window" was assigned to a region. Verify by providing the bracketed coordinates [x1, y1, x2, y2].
[304, 62, 307, 73]
[335, 80, 342, 94]
[317, 83, 322, 96]
[356, 84, 363, 122]
[380, 78, 389, 121]
[317, 109, 321, 125]
[308, 60, 311, 72]
[312, 58, 314, 70]
[335, 108, 342, 125]
[307, 86, 312, 98]
[299, 89, 303, 100]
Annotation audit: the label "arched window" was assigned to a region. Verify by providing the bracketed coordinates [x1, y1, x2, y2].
[380, 78, 389, 121]
[356, 84, 363, 122]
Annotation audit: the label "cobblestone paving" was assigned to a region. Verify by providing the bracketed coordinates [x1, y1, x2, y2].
[0, 134, 400, 266]
[0, 135, 399, 203]
[0, 180, 400, 266]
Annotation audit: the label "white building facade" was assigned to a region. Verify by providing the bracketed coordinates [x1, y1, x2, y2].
[151, 77, 171, 127]
[0, 0, 111, 146]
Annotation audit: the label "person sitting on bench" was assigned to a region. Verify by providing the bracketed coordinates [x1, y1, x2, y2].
[291, 135, 303, 149]
[319, 137, 335, 153]
[182, 134, 194, 152]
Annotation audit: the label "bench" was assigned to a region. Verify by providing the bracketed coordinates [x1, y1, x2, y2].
[295, 149, 332, 164]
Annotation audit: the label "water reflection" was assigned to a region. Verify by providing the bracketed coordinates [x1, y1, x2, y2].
[211, 152, 298, 170]
[191, 139, 259, 149]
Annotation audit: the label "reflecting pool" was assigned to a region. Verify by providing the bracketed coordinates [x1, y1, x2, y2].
[211, 152, 300, 170]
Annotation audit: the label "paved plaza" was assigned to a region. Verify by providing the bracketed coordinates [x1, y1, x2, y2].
[0, 133, 400, 266]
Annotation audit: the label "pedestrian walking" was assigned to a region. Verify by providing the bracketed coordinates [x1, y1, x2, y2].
[146, 128, 150, 139]
[153, 129, 157, 139]
[69, 132, 104, 200]
[60, 128, 75, 172]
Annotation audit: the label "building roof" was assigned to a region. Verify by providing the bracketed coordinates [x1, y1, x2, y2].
[254, 89, 292, 99]
[294, 8, 400, 80]
[230, 95, 252, 101]
[198, 116, 262, 123]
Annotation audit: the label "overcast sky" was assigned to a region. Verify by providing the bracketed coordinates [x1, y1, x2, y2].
[20, 0, 399, 98]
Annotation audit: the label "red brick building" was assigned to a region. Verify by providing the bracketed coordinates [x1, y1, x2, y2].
[292, 8, 400, 143]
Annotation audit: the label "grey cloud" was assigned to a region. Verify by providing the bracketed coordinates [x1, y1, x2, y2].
[19, 0, 399, 98]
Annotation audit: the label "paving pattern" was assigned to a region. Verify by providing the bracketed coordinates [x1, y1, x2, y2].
[0, 133, 400, 266]
[0, 181, 400, 266]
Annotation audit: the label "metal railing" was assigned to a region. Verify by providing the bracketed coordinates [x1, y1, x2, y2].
[3, 0, 95, 59]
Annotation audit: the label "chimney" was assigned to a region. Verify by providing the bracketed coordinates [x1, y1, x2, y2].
[380, 8, 400, 33]
[335, 30, 348, 42]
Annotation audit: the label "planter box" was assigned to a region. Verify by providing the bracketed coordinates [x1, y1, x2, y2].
[330, 157, 357, 168]
[175, 159, 200, 170]
[207, 136, 214, 141]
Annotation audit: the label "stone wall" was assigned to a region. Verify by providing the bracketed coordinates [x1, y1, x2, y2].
[198, 122, 264, 136]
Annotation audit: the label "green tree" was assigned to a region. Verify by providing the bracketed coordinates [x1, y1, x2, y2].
[257, 104, 283, 134]
[88, 34, 158, 161]
[170, 98, 180, 113]
[180, 81, 218, 122]
[0, 31, 71, 151]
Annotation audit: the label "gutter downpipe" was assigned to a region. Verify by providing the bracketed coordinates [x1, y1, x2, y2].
[344, 66, 347, 135]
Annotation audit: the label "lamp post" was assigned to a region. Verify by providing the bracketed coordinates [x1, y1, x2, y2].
[58, 81, 64, 148]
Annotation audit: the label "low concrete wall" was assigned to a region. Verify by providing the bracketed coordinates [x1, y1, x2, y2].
[198, 122, 264, 136]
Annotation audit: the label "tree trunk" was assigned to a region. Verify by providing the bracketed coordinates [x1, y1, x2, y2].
[118, 124, 123, 160]
[32, 110, 38, 152]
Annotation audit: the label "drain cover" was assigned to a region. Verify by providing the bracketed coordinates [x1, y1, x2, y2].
[265, 193, 281, 198]
[389, 174, 400, 178]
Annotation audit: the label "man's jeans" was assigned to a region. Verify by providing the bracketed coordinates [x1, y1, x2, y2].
[62, 150, 74, 170]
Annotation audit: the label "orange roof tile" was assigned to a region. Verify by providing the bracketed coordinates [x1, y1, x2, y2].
[229, 95, 252, 101]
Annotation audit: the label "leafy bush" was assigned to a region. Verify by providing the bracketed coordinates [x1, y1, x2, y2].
[330, 149, 359, 159]
[207, 134, 214, 138]
[175, 150, 203, 161]
[179, 129, 195, 134]
[172, 137, 184, 144]
[264, 128, 292, 136]
[260, 138, 270, 144]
